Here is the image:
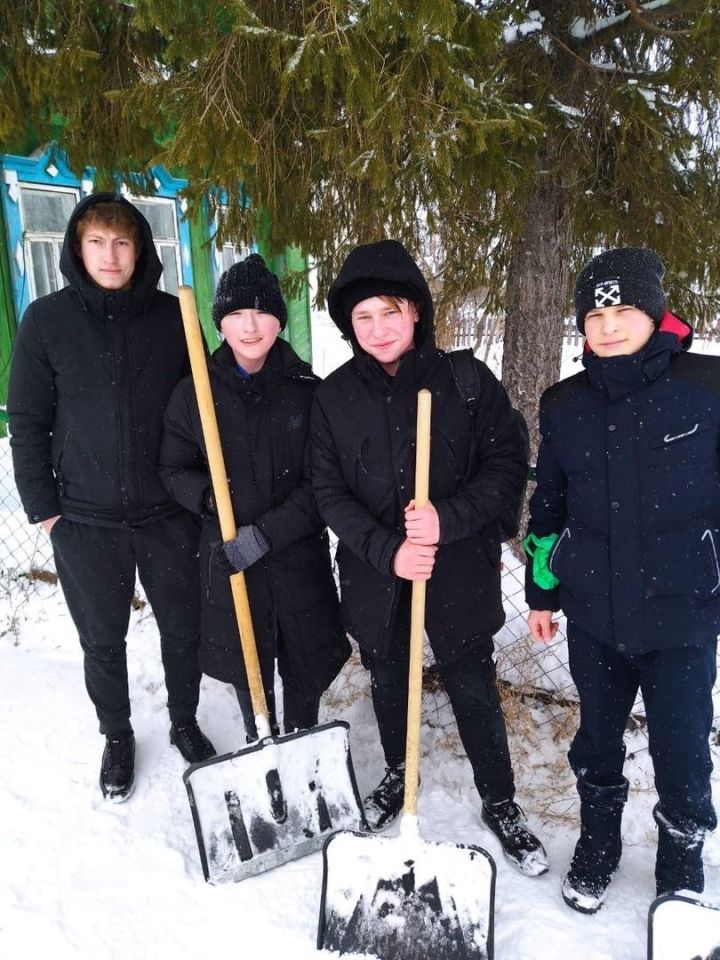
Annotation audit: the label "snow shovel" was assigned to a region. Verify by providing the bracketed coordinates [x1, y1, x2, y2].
[177, 286, 366, 885]
[648, 893, 720, 960]
[317, 389, 497, 960]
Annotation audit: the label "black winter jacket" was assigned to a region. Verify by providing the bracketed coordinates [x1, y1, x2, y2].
[159, 338, 350, 694]
[8, 193, 188, 527]
[526, 315, 720, 654]
[312, 241, 528, 663]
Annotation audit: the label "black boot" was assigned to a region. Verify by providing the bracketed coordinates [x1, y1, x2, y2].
[169, 719, 216, 763]
[654, 804, 706, 896]
[364, 762, 408, 831]
[481, 798, 549, 877]
[562, 776, 628, 914]
[100, 732, 135, 802]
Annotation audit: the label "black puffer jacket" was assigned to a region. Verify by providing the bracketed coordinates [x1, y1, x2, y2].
[8, 193, 188, 526]
[160, 338, 350, 694]
[311, 241, 528, 663]
[526, 314, 720, 655]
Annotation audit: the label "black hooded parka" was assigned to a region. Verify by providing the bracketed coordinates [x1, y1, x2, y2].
[160, 337, 350, 695]
[311, 241, 528, 663]
[8, 193, 188, 527]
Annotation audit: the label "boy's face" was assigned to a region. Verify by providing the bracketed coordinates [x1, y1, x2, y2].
[78, 225, 139, 291]
[351, 296, 419, 375]
[220, 309, 281, 373]
[584, 304, 655, 357]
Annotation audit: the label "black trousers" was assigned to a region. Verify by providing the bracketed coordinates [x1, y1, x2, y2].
[50, 513, 202, 736]
[567, 621, 717, 832]
[361, 641, 515, 804]
[234, 627, 320, 740]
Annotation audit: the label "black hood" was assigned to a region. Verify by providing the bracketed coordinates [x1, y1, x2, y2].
[327, 240, 435, 349]
[59, 192, 163, 314]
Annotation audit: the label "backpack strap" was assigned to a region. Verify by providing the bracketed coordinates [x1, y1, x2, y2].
[447, 349, 481, 419]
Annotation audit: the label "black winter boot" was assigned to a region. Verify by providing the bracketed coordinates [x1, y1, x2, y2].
[100, 732, 135, 802]
[364, 762, 408, 831]
[481, 798, 549, 877]
[562, 776, 629, 914]
[654, 804, 706, 896]
[170, 719, 216, 764]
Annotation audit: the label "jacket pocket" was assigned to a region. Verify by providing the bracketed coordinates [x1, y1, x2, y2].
[642, 523, 720, 599]
[646, 418, 713, 466]
[548, 527, 570, 575]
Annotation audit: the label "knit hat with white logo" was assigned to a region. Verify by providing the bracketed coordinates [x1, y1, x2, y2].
[574, 247, 666, 334]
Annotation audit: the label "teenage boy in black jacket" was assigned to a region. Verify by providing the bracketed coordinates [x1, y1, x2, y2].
[160, 255, 350, 738]
[311, 239, 548, 876]
[8, 194, 215, 803]
[526, 247, 720, 911]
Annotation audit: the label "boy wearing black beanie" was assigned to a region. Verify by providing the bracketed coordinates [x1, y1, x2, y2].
[311, 240, 548, 876]
[160, 254, 349, 740]
[525, 246, 720, 912]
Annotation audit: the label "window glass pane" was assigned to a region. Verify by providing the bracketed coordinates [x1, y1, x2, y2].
[29, 241, 56, 298]
[159, 244, 179, 294]
[133, 200, 177, 240]
[21, 189, 77, 234]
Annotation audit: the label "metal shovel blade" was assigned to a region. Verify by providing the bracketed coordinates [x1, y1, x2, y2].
[648, 893, 720, 960]
[318, 828, 496, 959]
[183, 720, 366, 884]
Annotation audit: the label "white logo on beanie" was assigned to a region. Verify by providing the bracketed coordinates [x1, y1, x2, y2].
[594, 280, 621, 308]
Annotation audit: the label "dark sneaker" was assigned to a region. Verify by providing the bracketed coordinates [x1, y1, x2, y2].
[481, 798, 549, 877]
[169, 719, 216, 764]
[100, 732, 135, 803]
[364, 762, 408, 831]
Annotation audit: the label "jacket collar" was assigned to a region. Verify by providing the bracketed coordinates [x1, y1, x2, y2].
[583, 312, 692, 399]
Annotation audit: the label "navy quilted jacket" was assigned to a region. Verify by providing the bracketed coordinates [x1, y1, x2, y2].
[526, 314, 720, 654]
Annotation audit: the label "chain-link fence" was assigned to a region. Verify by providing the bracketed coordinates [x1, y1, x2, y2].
[4, 432, 719, 738]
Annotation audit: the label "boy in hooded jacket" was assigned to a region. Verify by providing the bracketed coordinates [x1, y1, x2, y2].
[311, 239, 548, 876]
[7, 194, 215, 803]
[160, 255, 350, 740]
[525, 247, 720, 912]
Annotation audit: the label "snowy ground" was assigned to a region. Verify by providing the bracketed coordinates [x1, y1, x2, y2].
[3, 316, 720, 960]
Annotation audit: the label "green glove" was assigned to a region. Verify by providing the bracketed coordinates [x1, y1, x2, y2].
[523, 532, 560, 590]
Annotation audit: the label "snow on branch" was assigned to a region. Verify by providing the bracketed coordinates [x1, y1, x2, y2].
[570, 0, 673, 39]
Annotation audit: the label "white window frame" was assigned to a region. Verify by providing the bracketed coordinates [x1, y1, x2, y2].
[19, 183, 80, 301]
[127, 194, 183, 295]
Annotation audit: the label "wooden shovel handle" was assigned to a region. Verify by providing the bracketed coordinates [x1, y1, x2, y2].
[404, 389, 432, 818]
[178, 287, 270, 731]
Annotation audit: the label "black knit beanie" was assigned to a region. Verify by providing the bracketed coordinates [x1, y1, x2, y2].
[212, 254, 287, 330]
[574, 247, 666, 334]
[340, 277, 419, 322]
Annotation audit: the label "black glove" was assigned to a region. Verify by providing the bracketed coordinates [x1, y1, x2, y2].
[222, 525, 270, 572]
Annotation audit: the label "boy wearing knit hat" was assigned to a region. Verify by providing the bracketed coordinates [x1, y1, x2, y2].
[160, 254, 350, 740]
[525, 246, 720, 912]
[311, 240, 548, 876]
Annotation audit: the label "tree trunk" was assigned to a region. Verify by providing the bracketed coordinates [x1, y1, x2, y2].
[502, 139, 574, 554]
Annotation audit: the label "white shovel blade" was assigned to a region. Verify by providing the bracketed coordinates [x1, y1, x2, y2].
[184, 721, 364, 884]
[319, 828, 496, 959]
[649, 894, 720, 960]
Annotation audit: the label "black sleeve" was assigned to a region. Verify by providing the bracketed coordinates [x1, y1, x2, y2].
[310, 394, 402, 576]
[524, 401, 567, 612]
[435, 361, 528, 544]
[7, 305, 61, 523]
[159, 380, 212, 516]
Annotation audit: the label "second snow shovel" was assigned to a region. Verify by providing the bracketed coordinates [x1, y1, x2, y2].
[317, 389, 497, 960]
[648, 893, 720, 960]
[177, 286, 366, 885]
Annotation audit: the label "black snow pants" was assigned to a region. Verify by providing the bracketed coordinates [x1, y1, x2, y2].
[567, 621, 717, 834]
[50, 512, 202, 736]
[233, 625, 321, 740]
[361, 639, 515, 804]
